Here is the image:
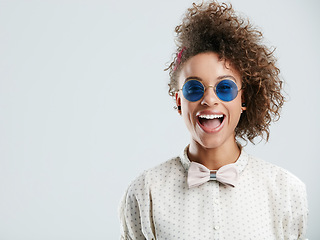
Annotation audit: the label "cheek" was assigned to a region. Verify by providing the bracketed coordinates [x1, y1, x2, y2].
[180, 97, 191, 112]
[228, 101, 242, 123]
[181, 100, 197, 123]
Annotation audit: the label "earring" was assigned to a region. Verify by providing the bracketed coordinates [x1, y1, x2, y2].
[242, 103, 246, 107]
[177, 106, 181, 111]
[241, 109, 243, 113]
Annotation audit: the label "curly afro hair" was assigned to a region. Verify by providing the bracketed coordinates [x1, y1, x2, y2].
[166, 1, 285, 144]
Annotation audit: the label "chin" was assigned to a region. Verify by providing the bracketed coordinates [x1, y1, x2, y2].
[196, 137, 226, 150]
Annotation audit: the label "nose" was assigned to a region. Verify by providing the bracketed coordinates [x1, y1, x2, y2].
[200, 86, 219, 106]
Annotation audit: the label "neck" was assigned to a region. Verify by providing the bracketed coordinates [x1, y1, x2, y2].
[188, 137, 241, 170]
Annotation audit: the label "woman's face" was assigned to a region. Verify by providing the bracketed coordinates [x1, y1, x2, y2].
[175, 52, 245, 150]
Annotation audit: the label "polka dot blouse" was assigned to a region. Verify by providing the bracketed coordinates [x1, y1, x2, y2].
[119, 146, 308, 239]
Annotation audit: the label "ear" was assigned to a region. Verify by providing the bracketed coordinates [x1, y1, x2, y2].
[175, 92, 182, 114]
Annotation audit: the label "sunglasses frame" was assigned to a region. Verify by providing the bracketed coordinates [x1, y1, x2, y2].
[179, 79, 242, 102]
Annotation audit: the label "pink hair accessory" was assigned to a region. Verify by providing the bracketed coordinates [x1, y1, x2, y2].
[173, 47, 186, 71]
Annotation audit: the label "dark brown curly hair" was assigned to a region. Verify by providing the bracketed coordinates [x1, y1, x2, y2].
[166, 1, 285, 144]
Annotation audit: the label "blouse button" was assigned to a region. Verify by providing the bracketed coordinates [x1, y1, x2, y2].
[214, 226, 220, 230]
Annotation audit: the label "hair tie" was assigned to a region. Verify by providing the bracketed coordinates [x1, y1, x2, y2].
[174, 47, 186, 71]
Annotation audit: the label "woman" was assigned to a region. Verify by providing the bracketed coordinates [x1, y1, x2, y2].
[119, 1, 308, 239]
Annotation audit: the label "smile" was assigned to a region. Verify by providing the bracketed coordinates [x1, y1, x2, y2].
[196, 113, 225, 133]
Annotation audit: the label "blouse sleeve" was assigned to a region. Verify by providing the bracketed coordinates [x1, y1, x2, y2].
[119, 172, 156, 240]
[296, 183, 308, 240]
[283, 178, 309, 240]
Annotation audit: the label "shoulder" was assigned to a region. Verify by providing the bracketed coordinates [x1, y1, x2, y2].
[124, 156, 184, 197]
[247, 153, 307, 195]
[245, 153, 308, 237]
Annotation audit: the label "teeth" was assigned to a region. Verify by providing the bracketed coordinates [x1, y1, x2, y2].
[198, 114, 223, 119]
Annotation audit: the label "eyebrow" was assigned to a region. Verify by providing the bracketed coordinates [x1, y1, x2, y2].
[184, 75, 238, 83]
[184, 76, 202, 83]
[217, 75, 238, 83]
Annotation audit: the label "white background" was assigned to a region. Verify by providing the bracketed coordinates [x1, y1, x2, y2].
[0, 0, 319, 239]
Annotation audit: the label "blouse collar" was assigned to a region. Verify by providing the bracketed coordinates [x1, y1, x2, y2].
[179, 145, 248, 175]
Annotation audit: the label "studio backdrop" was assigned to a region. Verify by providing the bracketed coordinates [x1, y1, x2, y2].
[0, 0, 319, 239]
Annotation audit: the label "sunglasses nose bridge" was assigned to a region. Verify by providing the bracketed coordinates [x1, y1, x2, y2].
[201, 85, 220, 105]
[206, 85, 218, 96]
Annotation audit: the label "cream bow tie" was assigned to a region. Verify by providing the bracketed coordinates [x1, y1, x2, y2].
[187, 162, 239, 188]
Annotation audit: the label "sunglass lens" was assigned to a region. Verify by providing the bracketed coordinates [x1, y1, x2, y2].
[182, 80, 204, 102]
[216, 80, 238, 102]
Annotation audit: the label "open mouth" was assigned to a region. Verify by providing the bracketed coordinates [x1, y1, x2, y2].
[197, 114, 225, 132]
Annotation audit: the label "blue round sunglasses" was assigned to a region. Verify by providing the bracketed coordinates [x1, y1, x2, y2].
[180, 79, 241, 102]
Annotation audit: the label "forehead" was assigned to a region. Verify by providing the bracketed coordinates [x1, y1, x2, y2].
[178, 52, 241, 85]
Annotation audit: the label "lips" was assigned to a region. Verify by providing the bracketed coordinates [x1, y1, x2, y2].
[196, 111, 225, 133]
